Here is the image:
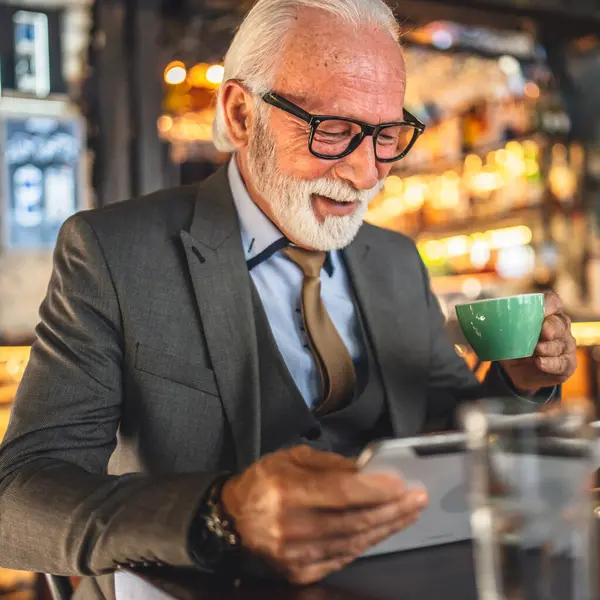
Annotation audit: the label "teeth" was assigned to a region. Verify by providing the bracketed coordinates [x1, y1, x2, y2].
[314, 194, 354, 204]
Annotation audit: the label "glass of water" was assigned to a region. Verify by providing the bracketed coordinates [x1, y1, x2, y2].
[461, 398, 598, 600]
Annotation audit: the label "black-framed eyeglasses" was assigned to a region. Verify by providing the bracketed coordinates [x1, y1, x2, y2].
[261, 91, 426, 163]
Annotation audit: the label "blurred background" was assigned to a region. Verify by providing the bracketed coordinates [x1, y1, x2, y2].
[0, 0, 599, 596]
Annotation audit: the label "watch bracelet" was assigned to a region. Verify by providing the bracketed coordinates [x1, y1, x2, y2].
[205, 475, 241, 547]
[188, 473, 242, 572]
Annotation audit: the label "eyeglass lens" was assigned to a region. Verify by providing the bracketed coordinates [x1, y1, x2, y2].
[311, 120, 417, 160]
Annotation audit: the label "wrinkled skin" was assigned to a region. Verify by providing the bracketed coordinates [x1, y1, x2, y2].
[222, 446, 428, 585]
[501, 292, 577, 393]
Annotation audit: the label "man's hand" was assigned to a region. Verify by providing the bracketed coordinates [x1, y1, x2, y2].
[221, 445, 427, 585]
[501, 291, 577, 394]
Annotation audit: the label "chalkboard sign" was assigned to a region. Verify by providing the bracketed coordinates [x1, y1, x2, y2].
[1, 116, 82, 249]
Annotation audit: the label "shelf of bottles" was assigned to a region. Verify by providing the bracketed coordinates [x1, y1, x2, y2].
[367, 134, 583, 271]
[365, 81, 592, 319]
[156, 62, 225, 163]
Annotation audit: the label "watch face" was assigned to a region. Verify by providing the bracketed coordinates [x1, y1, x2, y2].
[198, 515, 235, 565]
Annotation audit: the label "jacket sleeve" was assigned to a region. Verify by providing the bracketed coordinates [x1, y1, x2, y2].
[0, 215, 216, 576]
[419, 256, 553, 431]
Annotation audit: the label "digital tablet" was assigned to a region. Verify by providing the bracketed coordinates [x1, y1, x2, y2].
[357, 426, 600, 558]
[357, 432, 471, 557]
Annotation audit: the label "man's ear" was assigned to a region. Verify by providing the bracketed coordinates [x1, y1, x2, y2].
[220, 81, 253, 149]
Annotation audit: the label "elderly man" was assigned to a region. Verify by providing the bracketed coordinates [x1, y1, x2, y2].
[0, 0, 576, 597]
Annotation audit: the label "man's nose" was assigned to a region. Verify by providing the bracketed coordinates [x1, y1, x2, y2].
[335, 137, 381, 191]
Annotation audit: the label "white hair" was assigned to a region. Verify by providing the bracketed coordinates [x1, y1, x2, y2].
[212, 0, 400, 152]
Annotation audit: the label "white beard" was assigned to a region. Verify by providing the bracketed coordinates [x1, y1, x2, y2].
[246, 111, 383, 251]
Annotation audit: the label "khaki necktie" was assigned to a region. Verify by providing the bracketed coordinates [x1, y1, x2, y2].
[284, 246, 356, 415]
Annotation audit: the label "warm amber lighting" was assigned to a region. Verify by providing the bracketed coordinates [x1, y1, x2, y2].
[419, 226, 533, 261]
[522, 140, 539, 155]
[549, 172, 575, 200]
[524, 82, 540, 99]
[571, 323, 600, 347]
[164, 61, 187, 85]
[495, 149, 508, 165]
[422, 240, 445, 261]
[188, 63, 209, 87]
[505, 141, 525, 159]
[403, 179, 426, 210]
[0, 347, 30, 387]
[525, 159, 539, 177]
[549, 144, 578, 201]
[155, 109, 217, 144]
[436, 178, 460, 208]
[371, 139, 542, 227]
[157, 115, 173, 135]
[186, 63, 224, 89]
[446, 236, 469, 257]
[469, 240, 491, 269]
[487, 225, 532, 249]
[384, 176, 404, 196]
[443, 170, 461, 182]
[365, 204, 398, 226]
[503, 153, 526, 178]
[0, 347, 30, 363]
[464, 154, 482, 171]
[384, 196, 406, 214]
[206, 64, 225, 85]
[470, 169, 503, 194]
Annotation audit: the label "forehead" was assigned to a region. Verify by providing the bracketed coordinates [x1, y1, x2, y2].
[274, 8, 406, 123]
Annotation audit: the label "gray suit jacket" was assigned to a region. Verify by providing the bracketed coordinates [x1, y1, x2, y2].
[0, 167, 517, 597]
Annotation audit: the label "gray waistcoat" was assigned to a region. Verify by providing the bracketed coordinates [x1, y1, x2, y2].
[251, 284, 392, 458]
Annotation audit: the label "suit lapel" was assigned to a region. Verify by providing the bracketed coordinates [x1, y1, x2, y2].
[343, 225, 427, 437]
[180, 168, 261, 470]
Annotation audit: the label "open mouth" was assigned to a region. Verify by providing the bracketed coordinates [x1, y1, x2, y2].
[311, 194, 359, 218]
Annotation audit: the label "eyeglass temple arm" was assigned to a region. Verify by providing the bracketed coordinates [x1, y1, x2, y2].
[403, 108, 425, 130]
[262, 93, 314, 125]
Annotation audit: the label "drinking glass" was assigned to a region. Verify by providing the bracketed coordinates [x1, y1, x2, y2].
[461, 398, 598, 600]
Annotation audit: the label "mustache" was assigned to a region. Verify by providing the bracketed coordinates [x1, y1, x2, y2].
[303, 178, 384, 204]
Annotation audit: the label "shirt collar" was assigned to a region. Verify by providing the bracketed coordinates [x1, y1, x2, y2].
[227, 157, 334, 276]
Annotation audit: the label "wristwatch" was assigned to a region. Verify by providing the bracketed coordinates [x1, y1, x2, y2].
[189, 475, 241, 571]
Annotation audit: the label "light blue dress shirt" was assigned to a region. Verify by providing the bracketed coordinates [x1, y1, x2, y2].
[228, 159, 366, 409]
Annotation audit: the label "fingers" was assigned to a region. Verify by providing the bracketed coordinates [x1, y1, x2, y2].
[279, 509, 422, 581]
[535, 336, 576, 358]
[543, 291, 564, 317]
[534, 307, 577, 381]
[538, 310, 576, 381]
[540, 313, 571, 342]
[284, 489, 428, 540]
[231, 448, 427, 588]
[535, 354, 577, 378]
[291, 471, 406, 509]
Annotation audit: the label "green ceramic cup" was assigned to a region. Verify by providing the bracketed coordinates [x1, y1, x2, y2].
[455, 293, 545, 362]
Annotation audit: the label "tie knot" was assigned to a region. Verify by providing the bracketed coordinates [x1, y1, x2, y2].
[284, 246, 327, 278]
